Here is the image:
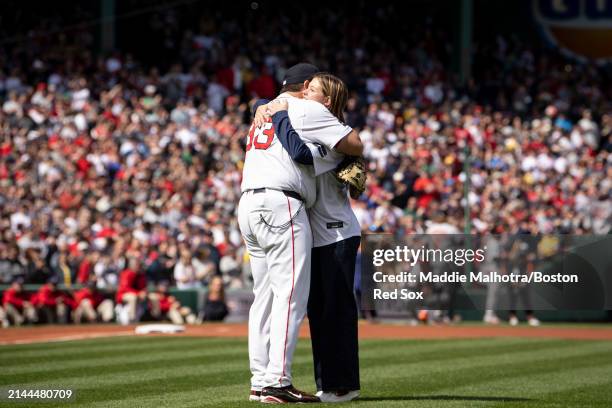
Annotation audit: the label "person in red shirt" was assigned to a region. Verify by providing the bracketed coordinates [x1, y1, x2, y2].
[115, 258, 147, 323]
[247, 66, 276, 100]
[76, 255, 94, 284]
[413, 171, 439, 209]
[31, 278, 72, 323]
[73, 281, 114, 323]
[2, 280, 37, 325]
[148, 281, 196, 325]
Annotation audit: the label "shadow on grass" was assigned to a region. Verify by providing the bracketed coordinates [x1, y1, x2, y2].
[359, 395, 532, 402]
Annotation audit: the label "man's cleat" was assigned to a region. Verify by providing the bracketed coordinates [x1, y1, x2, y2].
[261, 385, 319, 403]
[249, 389, 261, 402]
[261, 395, 285, 404]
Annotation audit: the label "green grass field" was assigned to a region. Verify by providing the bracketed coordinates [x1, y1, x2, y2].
[1, 335, 612, 407]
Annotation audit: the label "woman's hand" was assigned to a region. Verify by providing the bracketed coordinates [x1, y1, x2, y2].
[266, 99, 288, 116]
[253, 103, 269, 128]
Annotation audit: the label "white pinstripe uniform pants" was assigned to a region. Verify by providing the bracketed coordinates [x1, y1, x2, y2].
[238, 189, 312, 389]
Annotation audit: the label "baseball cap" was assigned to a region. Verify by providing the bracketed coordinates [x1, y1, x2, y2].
[282, 63, 319, 86]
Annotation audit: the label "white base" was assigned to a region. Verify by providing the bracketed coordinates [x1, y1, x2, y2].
[135, 324, 186, 334]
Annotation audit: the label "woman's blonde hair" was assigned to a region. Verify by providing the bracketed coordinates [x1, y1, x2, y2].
[312, 72, 348, 123]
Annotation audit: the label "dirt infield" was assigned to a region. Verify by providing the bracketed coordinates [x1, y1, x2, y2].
[2, 322, 612, 345]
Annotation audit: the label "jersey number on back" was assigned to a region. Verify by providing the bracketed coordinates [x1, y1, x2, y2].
[246, 122, 275, 151]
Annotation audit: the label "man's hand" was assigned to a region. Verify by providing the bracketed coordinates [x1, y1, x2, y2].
[267, 99, 288, 116]
[253, 103, 270, 128]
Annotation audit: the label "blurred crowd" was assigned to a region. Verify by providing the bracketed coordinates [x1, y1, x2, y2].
[0, 2, 610, 311]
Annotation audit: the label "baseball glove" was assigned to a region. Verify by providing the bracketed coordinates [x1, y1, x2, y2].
[335, 156, 367, 199]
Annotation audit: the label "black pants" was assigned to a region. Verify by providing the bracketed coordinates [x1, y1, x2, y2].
[308, 236, 361, 392]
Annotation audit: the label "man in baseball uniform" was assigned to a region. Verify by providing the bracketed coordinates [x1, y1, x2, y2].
[239, 63, 362, 403]
[73, 281, 115, 323]
[1, 279, 37, 325]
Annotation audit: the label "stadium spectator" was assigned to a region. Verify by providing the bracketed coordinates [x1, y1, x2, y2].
[0, 243, 25, 283]
[24, 248, 53, 284]
[77, 253, 99, 284]
[174, 248, 206, 289]
[200, 276, 228, 322]
[219, 247, 243, 288]
[144, 246, 176, 285]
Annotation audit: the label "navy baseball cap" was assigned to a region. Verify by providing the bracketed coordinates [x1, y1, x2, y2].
[282, 63, 319, 86]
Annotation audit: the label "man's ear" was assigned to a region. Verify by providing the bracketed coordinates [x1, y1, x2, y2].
[303, 80, 310, 90]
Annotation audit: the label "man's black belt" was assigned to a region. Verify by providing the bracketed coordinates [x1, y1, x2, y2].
[252, 188, 304, 202]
